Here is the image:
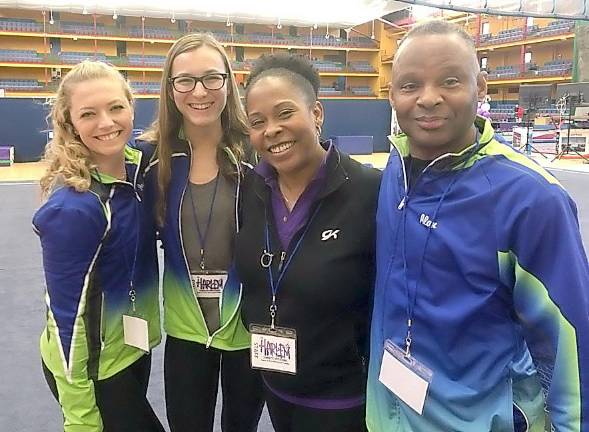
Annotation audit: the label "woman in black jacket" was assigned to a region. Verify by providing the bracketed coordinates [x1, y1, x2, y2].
[235, 54, 381, 432]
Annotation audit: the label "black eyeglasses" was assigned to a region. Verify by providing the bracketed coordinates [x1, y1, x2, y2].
[168, 73, 228, 93]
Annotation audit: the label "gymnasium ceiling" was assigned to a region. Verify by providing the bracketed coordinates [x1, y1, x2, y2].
[0, 0, 587, 27]
[0, 0, 408, 27]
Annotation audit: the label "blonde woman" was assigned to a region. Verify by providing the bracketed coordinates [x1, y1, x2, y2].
[33, 61, 163, 432]
[139, 34, 263, 432]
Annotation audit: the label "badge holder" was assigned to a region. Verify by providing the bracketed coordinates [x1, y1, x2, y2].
[122, 287, 150, 353]
[379, 339, 433, 415]
[250, 323, 297, 375]
[190, 270, 228, 298]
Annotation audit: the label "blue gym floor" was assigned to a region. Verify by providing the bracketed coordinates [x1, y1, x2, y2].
[0, 169, 587, 431]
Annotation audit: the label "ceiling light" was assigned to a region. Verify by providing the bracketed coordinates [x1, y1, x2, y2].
[49, 9, 54, 25]
[82, 6, 88, 15]
[113, 10, 118, 20]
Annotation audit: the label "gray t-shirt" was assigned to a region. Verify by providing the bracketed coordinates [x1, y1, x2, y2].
[181, 173, 236, 333]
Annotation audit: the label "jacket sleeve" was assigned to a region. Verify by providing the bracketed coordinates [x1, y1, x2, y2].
[508, 185, 589, 432]
[33, 198, 107, 431]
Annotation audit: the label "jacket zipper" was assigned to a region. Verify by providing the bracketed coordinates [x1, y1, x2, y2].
[98, 186, 115, 351]
[207, 148, 245, 347]
[100, 292, 106, 350]
[179, 143, 211, 344]
[179, 144, 245, 348]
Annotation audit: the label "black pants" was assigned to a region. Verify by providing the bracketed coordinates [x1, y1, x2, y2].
[265, 386, 368, 432]
[43, 354, 165, 432]
[164, 335, 264, 432]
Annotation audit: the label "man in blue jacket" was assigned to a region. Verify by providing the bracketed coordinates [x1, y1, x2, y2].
[366, 20, 589, 431]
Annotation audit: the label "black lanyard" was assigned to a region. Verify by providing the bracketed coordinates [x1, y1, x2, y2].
[263, 202, 323, 329]
[187, 174, 220, 270]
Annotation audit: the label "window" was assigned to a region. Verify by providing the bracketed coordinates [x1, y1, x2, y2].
[480, 57, 488, 69]
[524, 51, 533, 64]
[482, 22, 490, 35]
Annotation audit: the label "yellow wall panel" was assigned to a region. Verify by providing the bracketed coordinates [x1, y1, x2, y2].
[0, 8, 42, 21]
[58, 13, 94, 25]
[0, 36, 46, 52]
[127, 70, 161, 81]
[59, 39, 93, 52]
[244, 47, 270, 60]
[0, 67, 45, 80]
[527, 41, 574, 65]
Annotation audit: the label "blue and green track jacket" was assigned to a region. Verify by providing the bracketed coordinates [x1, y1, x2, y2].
[367, 117, 589, 431]
[33, 145, 161, 431]
[143, 138, 251, 350]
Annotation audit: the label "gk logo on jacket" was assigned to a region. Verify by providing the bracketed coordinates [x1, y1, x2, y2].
[321, 229, 340, 241]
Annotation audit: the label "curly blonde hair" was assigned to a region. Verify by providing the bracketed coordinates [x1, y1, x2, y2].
[139, 33, 248, 226]
[40, 61, 134, 197]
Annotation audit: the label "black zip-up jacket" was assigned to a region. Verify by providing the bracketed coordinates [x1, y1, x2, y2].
[236, 147, 381, 398]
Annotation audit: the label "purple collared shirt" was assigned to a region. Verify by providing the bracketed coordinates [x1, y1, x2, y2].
[255, 143, 333, 250]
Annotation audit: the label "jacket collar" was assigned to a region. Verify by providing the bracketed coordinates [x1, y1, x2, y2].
[389, 116, 495, 171]
[90, 145, 142, 185]
[174, 129, 240, 170]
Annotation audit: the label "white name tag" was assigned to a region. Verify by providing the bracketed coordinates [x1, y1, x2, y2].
[250, 324, 297, 375]
[190, 272, 228, 298]
[122, 315, 149, 352]
[379, 340, 433, 415]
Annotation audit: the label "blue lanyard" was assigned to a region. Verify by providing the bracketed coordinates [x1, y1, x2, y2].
[400, 174, 459, 356]
[264, 202, 323, 329]
[400, 136, 481, 357]
[187, 174, 220, 270]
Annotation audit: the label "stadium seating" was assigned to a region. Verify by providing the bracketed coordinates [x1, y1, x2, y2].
[0, 18, 43, 32]
[58, 51, 107, 64]
[0, 79, 43, 90]
[127, 54, 166, 67]
[479, 20, 573, 46]
[130, 81, 161, 94]
[348, 61, 376, 73]
[318, 86, 342, 96]
[350, 86, 375, 96]
[0, 49, 44, 63]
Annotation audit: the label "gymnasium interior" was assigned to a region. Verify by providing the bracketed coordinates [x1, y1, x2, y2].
[0, 1, 588, 430]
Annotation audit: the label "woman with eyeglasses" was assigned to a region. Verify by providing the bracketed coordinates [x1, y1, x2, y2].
[139, 34, 264, 432]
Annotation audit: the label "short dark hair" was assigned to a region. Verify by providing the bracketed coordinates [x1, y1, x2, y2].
[396, 19, 476, 60]
[245, 54, 320, 105]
